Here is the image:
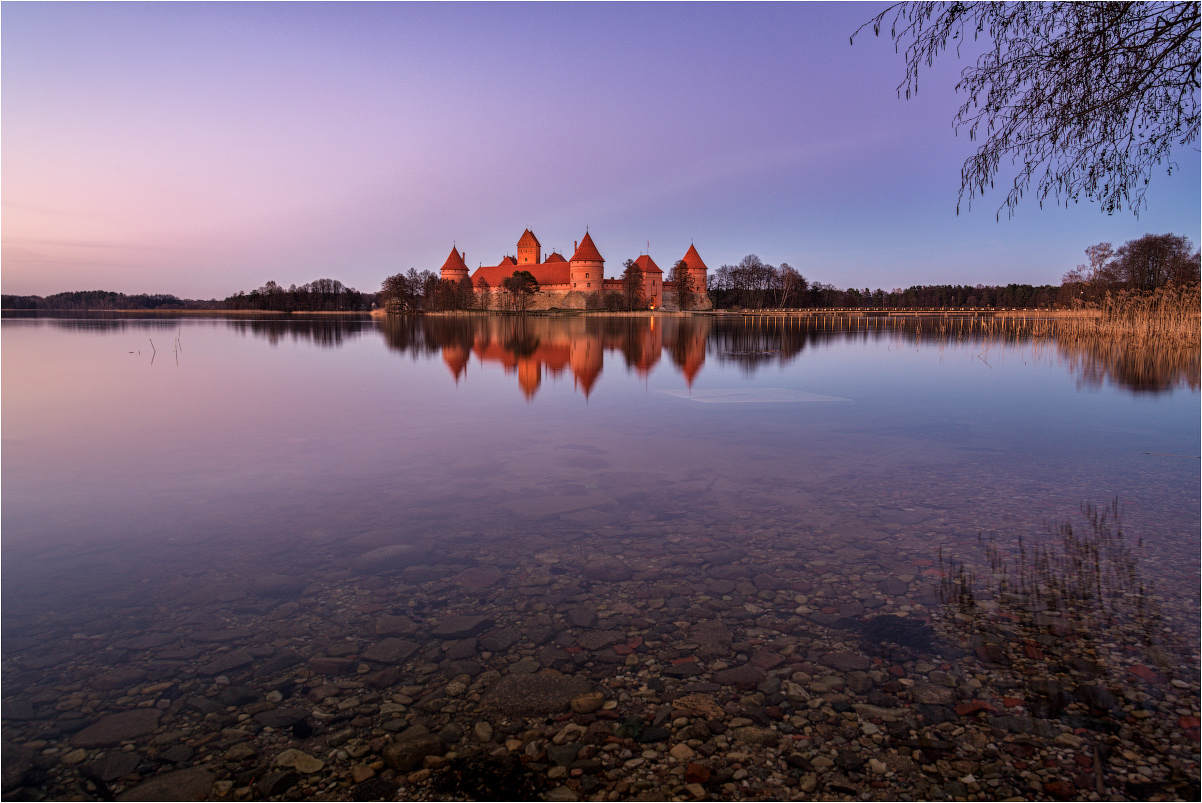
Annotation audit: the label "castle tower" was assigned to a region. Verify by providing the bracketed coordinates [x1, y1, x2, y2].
[516, 229, 541, 266]
[569, 232, 604, 293]
[440, 246, 469, 282]
[632, 254, 663, 309]
[681, 244, 709, 294]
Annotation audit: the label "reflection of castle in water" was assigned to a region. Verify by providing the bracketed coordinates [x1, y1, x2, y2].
[442, 316, 710, 399]
[377, 315, 710, 399]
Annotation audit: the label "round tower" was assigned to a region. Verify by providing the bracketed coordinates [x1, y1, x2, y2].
[516, 229, 541, 266]
[440, 246, 469, 282]
[681, 244, 709, 293]
[569, 232, 604, 292]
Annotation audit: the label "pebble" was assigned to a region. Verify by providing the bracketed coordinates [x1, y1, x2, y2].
[275, 748, 324, 774]
[669, 743, 696, 761]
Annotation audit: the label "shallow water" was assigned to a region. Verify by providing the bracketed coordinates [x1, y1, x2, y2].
[2, 312, 1198, 800]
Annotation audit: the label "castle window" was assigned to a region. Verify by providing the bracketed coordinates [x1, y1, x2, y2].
[585, 273, 589, 278]
[587, 283, 591, 288]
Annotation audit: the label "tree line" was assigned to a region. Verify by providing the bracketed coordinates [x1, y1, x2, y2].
[707, 255, 1061, 309]
[222, 278, 372, 311]
[0, 290, 212, 310]
[710, 233, 1199, 310]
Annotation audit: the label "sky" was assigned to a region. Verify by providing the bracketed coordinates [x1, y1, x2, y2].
[3, 2, 1199, 299]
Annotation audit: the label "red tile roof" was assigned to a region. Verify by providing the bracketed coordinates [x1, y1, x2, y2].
[472, 260, 570, 288]
[527, 263, 571, 285]
[632, 254, 663, 274]
[682, 244, 708, 272]
[544, 252, 567, 263]
[440, 247, 468, 272]
[570, 232, 604, 263]
[518, 229, 541, 248]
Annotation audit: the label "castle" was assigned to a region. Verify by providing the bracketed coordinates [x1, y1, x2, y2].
[439, 229, 711, 310]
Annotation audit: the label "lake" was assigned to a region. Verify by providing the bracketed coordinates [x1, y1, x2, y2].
[2, 311, 1198, 801]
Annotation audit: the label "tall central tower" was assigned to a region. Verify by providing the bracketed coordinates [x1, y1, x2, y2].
[517, 229, 541, 265]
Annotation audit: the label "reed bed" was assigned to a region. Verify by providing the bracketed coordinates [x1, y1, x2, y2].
[938, 500, 1163, 641]
[913, 286, 1200, 391]
[993, 284, 1200, 348]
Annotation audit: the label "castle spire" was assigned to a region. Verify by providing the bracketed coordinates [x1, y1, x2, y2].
[570, 231, 604, 263]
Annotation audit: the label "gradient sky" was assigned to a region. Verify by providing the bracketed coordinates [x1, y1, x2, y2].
[3, 2, 1199, 299]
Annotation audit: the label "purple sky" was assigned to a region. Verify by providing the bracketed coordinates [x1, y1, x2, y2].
[3, 2, 1199, 298]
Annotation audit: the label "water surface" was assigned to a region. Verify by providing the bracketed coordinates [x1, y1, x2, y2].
[2, 312, 1198, 800]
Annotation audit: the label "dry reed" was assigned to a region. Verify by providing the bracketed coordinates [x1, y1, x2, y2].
[994, 284, 1200, 348]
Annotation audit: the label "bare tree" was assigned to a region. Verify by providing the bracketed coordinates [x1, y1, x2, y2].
[456, 275, 475, 310]
[854, 2, 1200, 217]
[621, 260, 645, 311]
[776, 263, 808, 308]
[380, 272, 418, 313]
[475, 276, 491, 310]
[501, 270, 540, 314]
[1115, 233, 1199, 289]
[1062, 242, 1122, 301]
[669, 260, 696, 311]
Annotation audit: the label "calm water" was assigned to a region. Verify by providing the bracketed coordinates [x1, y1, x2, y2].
[2, 312, 1198, 799]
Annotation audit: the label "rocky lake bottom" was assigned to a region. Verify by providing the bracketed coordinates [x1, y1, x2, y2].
[2, 495, 1198, 803]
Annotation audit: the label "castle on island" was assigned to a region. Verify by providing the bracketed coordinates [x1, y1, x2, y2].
[438, 229, 711, 310]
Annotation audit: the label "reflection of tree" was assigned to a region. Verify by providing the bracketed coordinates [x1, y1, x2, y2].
[377, 315, 440, 357]
[616, 318, 658, 374]
[709, 316, 832, 372]
[10, 312, 376, 349]
[227, 316, 372, 348]
[708, 314, 1198, 394]
[503, 320, 540, 359]
[38, 315, 189, 333]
